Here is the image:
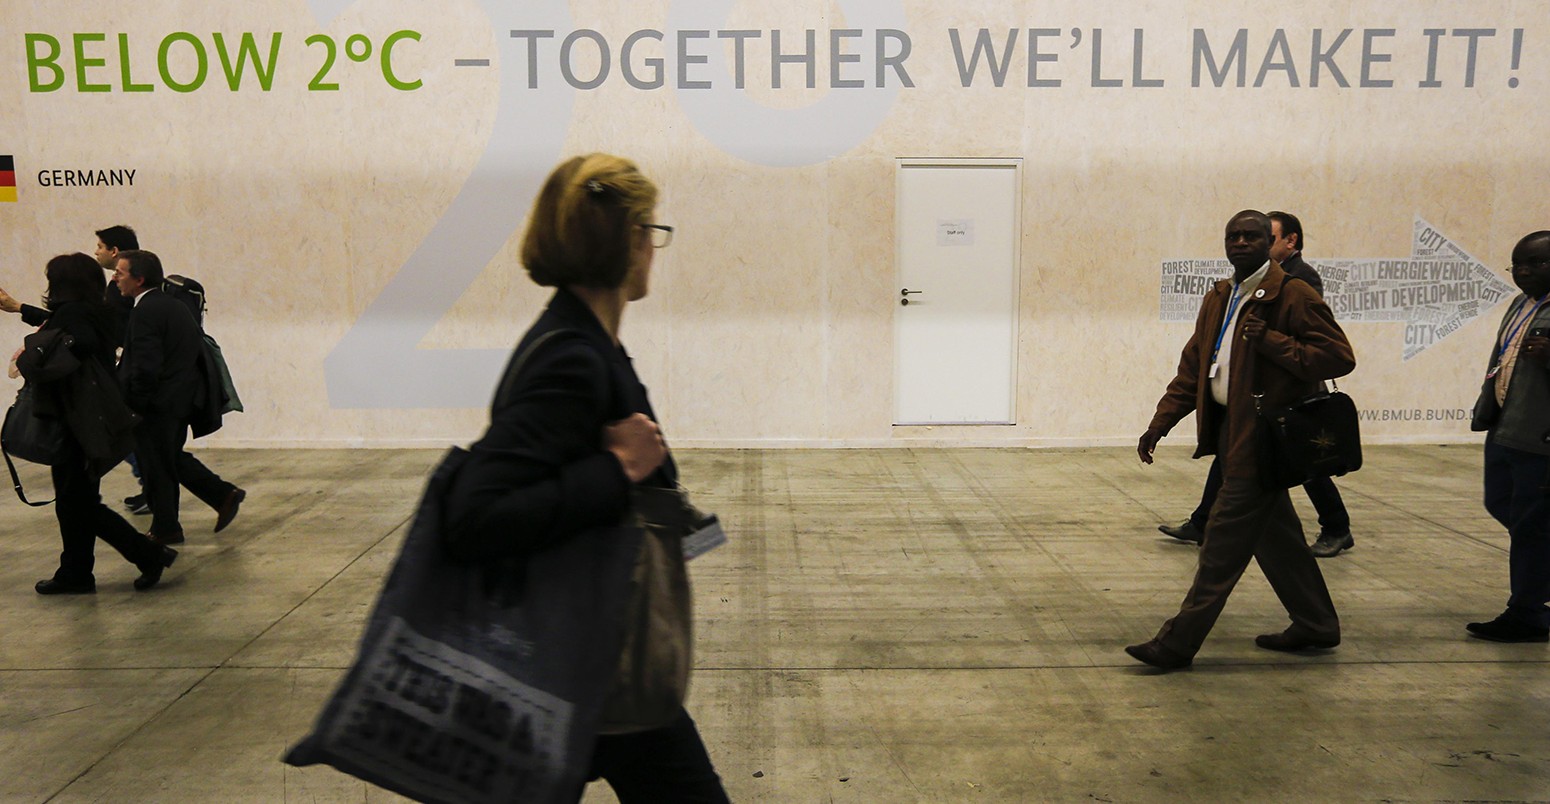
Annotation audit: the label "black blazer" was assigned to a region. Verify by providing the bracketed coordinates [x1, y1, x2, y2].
[443, 288, 676, 560]
[1281, 252, 1325, 298]
[118, 287, 202, 418]
[23, 300, 138, 475]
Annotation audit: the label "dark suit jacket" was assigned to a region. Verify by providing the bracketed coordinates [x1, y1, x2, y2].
[22, 280, 132, 345]
[443, 288, 676, 561]
[118, 287, 202, 419]
[20, 301, 138, 476]
[1280, 252, 1325, 298]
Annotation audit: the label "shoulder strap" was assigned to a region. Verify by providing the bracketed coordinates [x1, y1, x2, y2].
[492, 328, 576, 410]
[0, 403, 53, 506]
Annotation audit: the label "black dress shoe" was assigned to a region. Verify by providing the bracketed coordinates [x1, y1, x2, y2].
[1466, 616, 1550, 643]
[1125, 640, 1193, 670]
[1255, 630, 1340, 652]
[134, 545, 179, 591]
[214, 487, 246, 533]
[124, 494, 150, 515]
[149, 529, 185, 545]
[1311, 530, 1354, 557]
[1158, 520, 1204, 544]
[35, 576, 96, 595]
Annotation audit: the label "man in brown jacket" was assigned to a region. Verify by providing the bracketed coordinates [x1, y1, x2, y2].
[1129, 210, 1357, 670]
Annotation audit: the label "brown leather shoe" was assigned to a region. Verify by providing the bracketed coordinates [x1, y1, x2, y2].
[1255, 630, 1340, 652]
[214, 488, 246, 533]
[1125, 640, 1193, 670]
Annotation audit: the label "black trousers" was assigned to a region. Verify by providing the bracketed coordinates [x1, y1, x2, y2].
[1189, 454, 1351, 535]
[177, 451, 235, 510]
[52, 435, 162, 582]
[580, 708, 729, 803]
[133, 412, 186, 538]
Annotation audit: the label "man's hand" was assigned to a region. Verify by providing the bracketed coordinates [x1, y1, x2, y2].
[603, 412, 667, 483]
[1137, 428, 1164, 465]
[1522, 334, 1550, 367]
[1240, 312, 1266, 342]
[0, 287, 21, 314]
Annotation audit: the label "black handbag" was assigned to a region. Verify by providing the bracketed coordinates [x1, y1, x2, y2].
[1256, 381, 1362, 489]
[2, 384, 63, 505]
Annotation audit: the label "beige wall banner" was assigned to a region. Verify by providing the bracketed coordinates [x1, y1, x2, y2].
[1, 1, 1543, 447]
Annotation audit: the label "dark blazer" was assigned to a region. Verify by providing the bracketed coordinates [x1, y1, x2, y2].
[22, 280, 132, 345]
[118, 287, 202, 419]
[443, 288, 676, 561]
[20, 300, 138, 475]
[1280, 252, 1325, 298]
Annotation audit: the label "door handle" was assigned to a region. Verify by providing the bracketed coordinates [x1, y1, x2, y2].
[900, 288, 923, 306]
[900, 288, 923, 296]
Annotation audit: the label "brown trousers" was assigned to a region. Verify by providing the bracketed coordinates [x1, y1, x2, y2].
[1154, 429, 1341, 657]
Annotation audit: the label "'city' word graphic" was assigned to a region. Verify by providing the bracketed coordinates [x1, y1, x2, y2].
[1158, 216, 1516, 360]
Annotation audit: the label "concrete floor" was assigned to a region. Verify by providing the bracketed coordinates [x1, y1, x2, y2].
[1, 444, 1546, 803]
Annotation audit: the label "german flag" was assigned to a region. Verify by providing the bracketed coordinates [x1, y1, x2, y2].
[0, 156, 15, 202]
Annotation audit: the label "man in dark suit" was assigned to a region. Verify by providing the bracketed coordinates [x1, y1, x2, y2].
[1155, 210, 1357, 557]
[113, 250, 202, 545]
[0, 226, 245, 532]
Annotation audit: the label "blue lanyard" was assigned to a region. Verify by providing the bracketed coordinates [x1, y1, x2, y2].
[1497, 296, 1547, 364]
[1210, 284, 1244, 364]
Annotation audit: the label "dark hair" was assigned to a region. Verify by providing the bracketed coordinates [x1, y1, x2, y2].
[95, 225, 139, 252]
[1228, 209, 1273, 238]
[1268, 210, 1305, 252]
[521, 153, 658, 288]
[117, 249, 165, 287]
[1516, 230, 1550, 253]
[43, 253, 108, 311]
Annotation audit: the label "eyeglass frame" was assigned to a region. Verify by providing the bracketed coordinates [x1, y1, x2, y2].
[638, 223, 673, 248]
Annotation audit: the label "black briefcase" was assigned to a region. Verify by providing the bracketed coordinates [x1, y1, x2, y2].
[1257, 384, 1362, 489]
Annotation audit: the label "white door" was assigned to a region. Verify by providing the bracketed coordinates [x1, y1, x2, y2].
[894, 159, 1021, 425]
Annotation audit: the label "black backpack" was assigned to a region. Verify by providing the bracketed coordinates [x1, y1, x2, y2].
[163, 275, 206, 327]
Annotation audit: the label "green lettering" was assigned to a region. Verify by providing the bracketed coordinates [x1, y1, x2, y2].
[382, 30, 422, 90]
[213, 31, 281, 91]
[73, 33, 110, 93]
[306, 34, 339, 91]
[159, 32, 208, 93]
[119, 33, 152, 92]
[25, 34, 64, 92]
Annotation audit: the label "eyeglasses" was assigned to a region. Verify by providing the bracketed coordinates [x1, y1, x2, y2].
[639, 224, 673, 248]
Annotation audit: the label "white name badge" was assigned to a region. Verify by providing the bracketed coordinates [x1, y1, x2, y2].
[683, 515, 727, 560]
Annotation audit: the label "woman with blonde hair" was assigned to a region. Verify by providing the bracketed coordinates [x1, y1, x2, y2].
[443, 154, 728, 802]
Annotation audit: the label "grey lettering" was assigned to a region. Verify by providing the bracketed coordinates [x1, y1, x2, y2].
[1192, 28, 1248, 88]
[716, 30, 759, 89]
[1360, 28, 1395, 88]
[621, 30, 663, 90]
[876, 29, 913, 87]
[675, 30, 709, 89]
[771, 29, 816, 89]
[830, 29, 863, 88]
[559, 29, 608, 90]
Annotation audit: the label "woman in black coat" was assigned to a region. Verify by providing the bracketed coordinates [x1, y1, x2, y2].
[17, 253, 176, 594]
[442, 154, 728, 803]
